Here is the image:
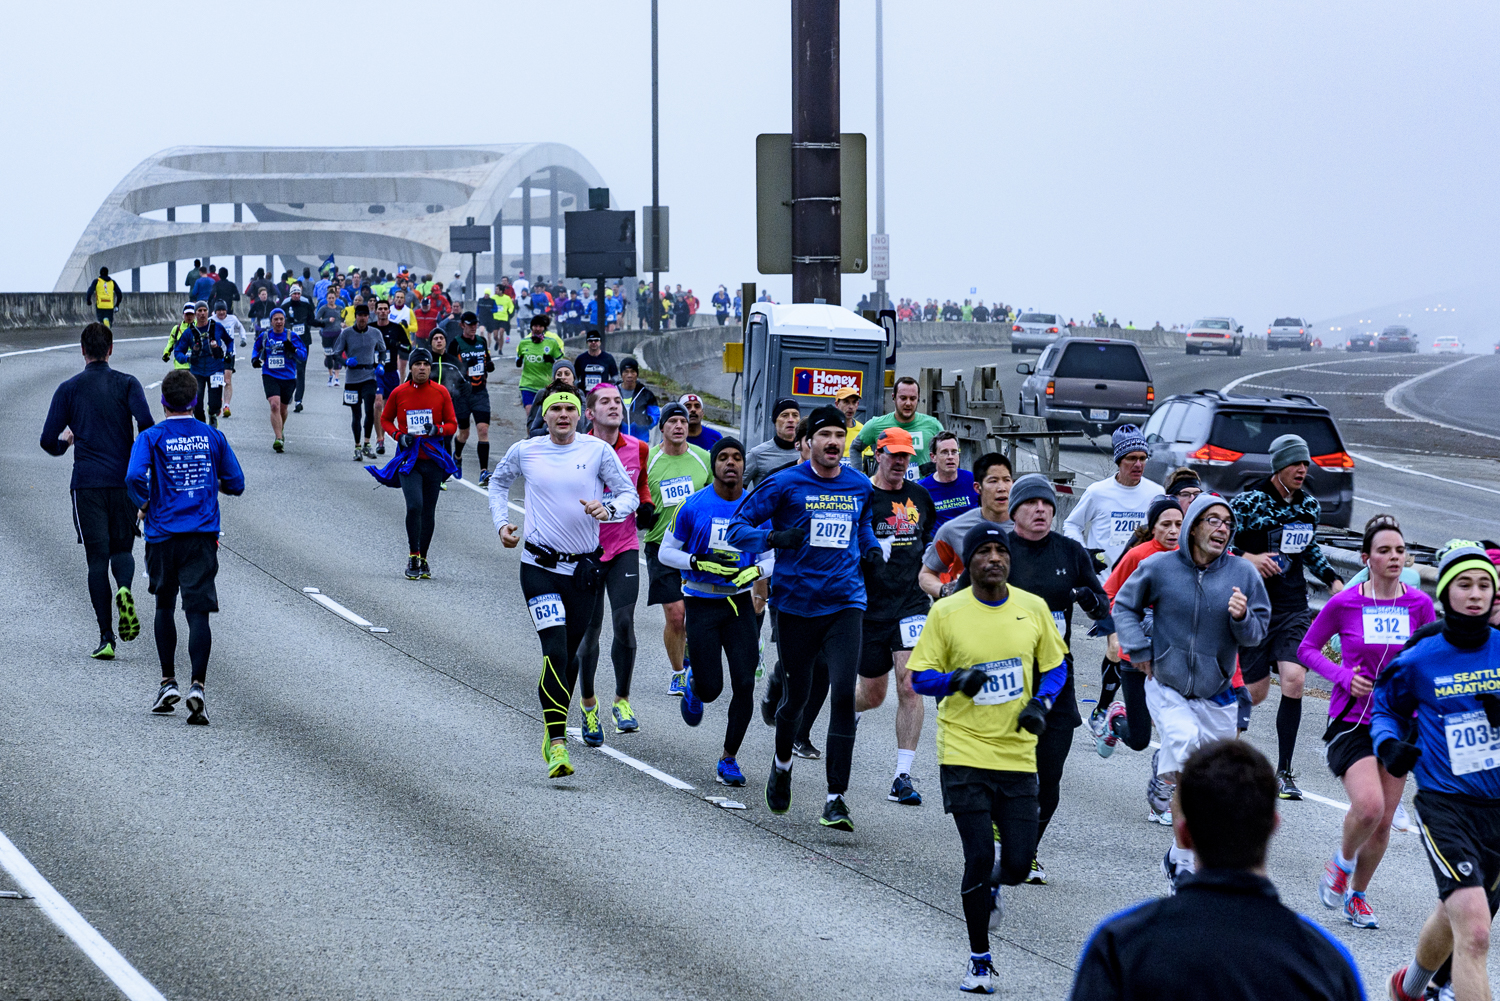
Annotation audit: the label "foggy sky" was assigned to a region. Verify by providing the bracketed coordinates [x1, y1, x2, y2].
[5, 0, 1496, 330]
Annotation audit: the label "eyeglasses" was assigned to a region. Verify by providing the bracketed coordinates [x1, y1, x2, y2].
[1175, 488, 1203, 500]
[1200, 516, 1230, 529]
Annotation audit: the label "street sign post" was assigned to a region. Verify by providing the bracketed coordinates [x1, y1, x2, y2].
[449, 217, 491, 307]
[755, 133, 868, 277]
[870, 233, 889, 281]
[565, 189, 636, 340]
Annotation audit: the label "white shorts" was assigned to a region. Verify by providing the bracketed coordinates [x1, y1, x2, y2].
[1145, 677, 1237, 776]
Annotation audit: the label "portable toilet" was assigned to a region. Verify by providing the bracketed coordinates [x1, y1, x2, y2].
[739, 302, 888, 450]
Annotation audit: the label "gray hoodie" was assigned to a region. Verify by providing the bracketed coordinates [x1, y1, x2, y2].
[1112, 494, 1271, 700]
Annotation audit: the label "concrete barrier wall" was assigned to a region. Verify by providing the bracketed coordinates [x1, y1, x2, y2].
[0, 293, 187, 331]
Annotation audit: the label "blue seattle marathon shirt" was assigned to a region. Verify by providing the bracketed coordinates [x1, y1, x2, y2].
[125, 416, 245, 541]
[919, 469, 978, 527]
[1371, 629, 1500, 799]
[670, 486, 768, 597]
[726, 461, 878, 617]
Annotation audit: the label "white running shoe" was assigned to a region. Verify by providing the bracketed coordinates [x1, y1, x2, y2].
[1392, 803, 1414, 833]
[961, 955, 997, 994]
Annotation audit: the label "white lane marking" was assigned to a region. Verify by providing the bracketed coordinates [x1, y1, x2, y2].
[1381, 356, 1500, 441]
[1340, 418, 1417, 422]
[1219, 361, 1342, 393]
[145, 380, 161, 389]
[566, 727, 696, 790]
[1349, 451, 1500, 498]
[1145, 739, 1361, 816]
[0, 830, 169, 1001]
[0, 335, 160, 359]
[452, 477, 487, 496]
[305, 590, 375, 628]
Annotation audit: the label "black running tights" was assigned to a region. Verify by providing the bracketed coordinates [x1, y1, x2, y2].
[523, 563, 600, 743]
[684, 594, 760, 756]
[953, 776, 1040, 954]
[192, 374, 223, 422]
[577, 552, 639, 701]
[1111, 666, 1153, 752]
[85, 542, 134, 639]
[399, 459, 442, 557]
[348, 395, 375, 442]
[155, 608, 211, 684]
[774, 608, 861, 794]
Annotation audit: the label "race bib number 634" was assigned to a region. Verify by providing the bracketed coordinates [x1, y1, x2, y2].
[528, 593, 566, 632]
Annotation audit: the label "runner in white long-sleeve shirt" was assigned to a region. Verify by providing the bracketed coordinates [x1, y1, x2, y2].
[488, 390, 639, 778]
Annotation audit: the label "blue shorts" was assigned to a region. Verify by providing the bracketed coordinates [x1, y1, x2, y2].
[520, 388, 538, 406]
[377, 367, 400, 398]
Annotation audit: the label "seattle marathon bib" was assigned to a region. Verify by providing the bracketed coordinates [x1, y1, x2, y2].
[1280, 523, 1314, 554]
[659, 476, 695, 505]
[1445, 710, 1500, 776]
[527, 593, 566, 631]
[899, 615, 927, 649]
[406, 409, 433, 434]
[209, 373, 225, 388]
[972, 658, 1025, 706]
[709, 517, 738, 553]
[267, 352, 287, 370]
[1108, 511, 1144, 549]
[469, 360, 486, 378]
[1362, 606, 1411, 645]
[1053, 610, 1067, 635]
[344, 389, 360, 406]
[810, 512, 852, 549]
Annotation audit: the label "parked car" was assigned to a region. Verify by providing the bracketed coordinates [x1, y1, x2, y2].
[1185, 316, 1245, 356]
[1377, 325, 1417, 353]
[1010, 312, 1064, 354]
[1016, 337, 1154, 434]
[1433, 335, 1464, 354]
[1141, 389, 1354, 528]
[1346, 330, 1377, 352]
[1267, 317, 1313, 351]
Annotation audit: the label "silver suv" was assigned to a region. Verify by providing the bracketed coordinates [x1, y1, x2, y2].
[1010, 312, 1064, 354]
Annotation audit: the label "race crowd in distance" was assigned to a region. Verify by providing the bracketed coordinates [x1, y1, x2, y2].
[37, 305, 1500, 998]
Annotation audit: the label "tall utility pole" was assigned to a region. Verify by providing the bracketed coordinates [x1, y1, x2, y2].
[874, 0, 887, 311]
[791, 0, 840, 304]
[650, 0, 661, 331]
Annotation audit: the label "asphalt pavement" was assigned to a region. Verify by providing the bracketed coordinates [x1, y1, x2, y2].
[1, 331, 1492, 999]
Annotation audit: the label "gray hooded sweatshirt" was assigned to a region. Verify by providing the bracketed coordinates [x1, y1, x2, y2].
[1112, 493, 1271, 700]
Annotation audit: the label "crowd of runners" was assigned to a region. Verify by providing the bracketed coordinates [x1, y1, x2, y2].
[39, 308, 1500, 999]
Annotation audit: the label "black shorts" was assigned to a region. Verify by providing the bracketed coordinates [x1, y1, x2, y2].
[1322, 719, 1376, 779]
[1414, 789, 1500, 909]
[1239, 606, 1315, 685]
[145, 532, 220, 613]
[261, 375, 296, 400]
[343, 381, 376, 406]
[72, 487, 137, 554]
[858, 614, 925, 678]
[458, 388, 491, 428]
[223, 357, 236, 373]
[644, 542, 683, 606]
[939, 764, 1040, 815]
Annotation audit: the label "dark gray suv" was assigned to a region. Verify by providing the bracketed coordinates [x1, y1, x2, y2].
[1141, 389, 1355, 528]
[1016, 337, 1154, 434]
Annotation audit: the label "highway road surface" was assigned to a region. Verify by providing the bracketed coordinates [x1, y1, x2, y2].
[2, 330, 1496, 999]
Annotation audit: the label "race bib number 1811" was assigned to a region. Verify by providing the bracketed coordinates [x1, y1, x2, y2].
[972, 658, 1025, 706]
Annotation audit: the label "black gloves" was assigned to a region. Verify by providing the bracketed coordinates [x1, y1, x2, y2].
[635, 502, 657, 531]
[861, 546, 885, 573]
[690, 555, 738, 577]
[949, 669, 987, 698]
[162, 351, 172, 363]
[251, 356, 262, 369]
[210, 341, 224, 360]
[422, 421, 434, 436]
[1071, 586, 1103, 616]
[1018, 698, 1049, 736]
[1087, 548, 1107, 572]
[1479, 693, 1500, 729]
[1377, 737, 1421, 778]
[398, 433, 416, 449]
[766, 528, 807, 549]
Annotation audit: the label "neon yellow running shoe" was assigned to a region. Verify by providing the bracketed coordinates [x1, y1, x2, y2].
[543, 737, 573, 779]
[612, 699, 640, 733]
[115, 587, 140, 641]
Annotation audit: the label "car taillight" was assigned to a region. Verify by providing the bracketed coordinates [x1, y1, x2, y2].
[1146, 385, 1154, 404]
[1012, 325, 1023, 332]
[1047, 327, 1059, 334]
[1188, 444, 1243, 466]
[1312, 451, 1355, 469]
[1045, 380, 1054, 398]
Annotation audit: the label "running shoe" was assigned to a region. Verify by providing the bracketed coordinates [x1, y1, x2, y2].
[1026, 857, 1047, 885]
[1148, 806, 1174, 826]
[91, 638, 115, 660]
[581, 705, 604, 747]
[680, 670, 704, 727]
[819, 795, 853, 831]
[760, 684, 779, 726]
[273, 438, 284, 453]
[989, 884, 1004, 927]
[1344, 890, 1378, 929]
[1319, 859, 1349, 909]
[376, 441, 386, 455]
[209, 416, 218, 428]
[1277, 768, 1303, 801]
[184, 684, 208, 725]
[220, 407, 231, 418]
[960, 955, 997, 995]
[478, 469, 491, 487]
[717, 756, 746, 786]
[1087, 704, 1108, 738]
[888, 774, 922, 805]
[115, 587, 140, 642]
[792, 739, 821, 760]
[404, 556, 422, 580]
[1392, 803, 1415, 832]
[293, 402, 303, 413]
[353, 446, 364, 461]
[612, 700, 639, 733]
[543, 738, 573, 779]
[765, 763, 792, 814]
[362, 442, 376, 459]
[418, 557, 431, 579]
[454, 461, 463, 481]
[331, 377, 339, 388]
[1162, 848, 1182, 896]
[1389, 968, 1424, 1001]
[151, 680, 180, 714]
[667, 670, 688, 697]
[1097, 700, 1126, 758]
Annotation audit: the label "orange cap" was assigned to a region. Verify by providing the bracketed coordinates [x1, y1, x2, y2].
[876, 427, 916, 455]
